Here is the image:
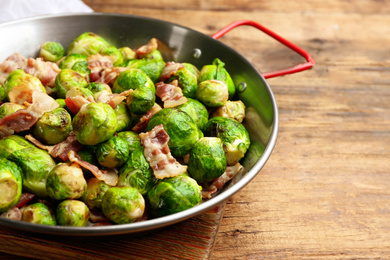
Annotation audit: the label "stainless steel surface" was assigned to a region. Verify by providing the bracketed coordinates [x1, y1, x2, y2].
[0, 13, 278, 236]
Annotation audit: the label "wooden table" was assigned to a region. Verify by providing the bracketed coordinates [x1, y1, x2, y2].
[1, 0, 390, 259]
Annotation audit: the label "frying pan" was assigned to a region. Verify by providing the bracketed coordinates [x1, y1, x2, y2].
[0, 13, 314, 236]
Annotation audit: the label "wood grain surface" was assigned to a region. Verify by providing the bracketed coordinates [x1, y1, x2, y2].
[1, 0, 390, 259]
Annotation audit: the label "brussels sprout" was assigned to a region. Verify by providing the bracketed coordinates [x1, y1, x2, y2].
[211, 100, 246, 123]
[81, 177, 111, 209]
[199, 58, 236, 99]
[72, 102, 117, 146]
[117, 150, 157, 195]
[55, 98, 67, 108]
[143, 49, 164, 61]
[204, 117, 250, 165]
[114, 102, 132, 132]
[46, 162, 87, 200]
[39, 41, 65, 62]
[117, 131, 143, 153]
[188, 137, 226, 183]
[96, 136, 130, 168]
[67, 32, 111, 56]
[196, 80, 229, 107]
[0, 82, 6, 101]
[101, 46, 123, 67]
[0, 103, 25, 120]
[167, 65, 198, 98]
[32, 107, 72, 145]
[71, 60, 90, 79]
[112, 68, 155, 95]
[183, 63, 200, 79]
[147, 174, 202, 218]
[0, 135, 56, 197]
[119, 47, 136, 60]
[58, 53, 90, 79]
[65, 86, 93, 99]
[56, 200, 90, 226]
[53, 69, 88, 98]
[123, 59, 165, 83]
[102, 186, 145, 224]
[77, 145, 98, 176]
[0, 158, 22, 213]
[85, 82, 112, 100]
[4, 69, 46, 98]
[147, 107, 200, 157]
[176, 98, 209, 131]
[21, 203, 56, 225]
[126, 86, 155, 115]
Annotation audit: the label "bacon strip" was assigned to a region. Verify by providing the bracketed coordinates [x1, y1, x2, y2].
[14, 193, 35, 208]
[132, 103, 162, 133]
[94, 67, 128, 85]
[87, 54, 116, 82]
[23, 57, 60, 88]
[65, 96, 93, 115]
[96, 89, 133, 109]
[0, 53, 27, 83]
[155, 80, 187, 108]
[140, 124, 187, 179]
[201, 163, 244, 199]
[0, 207, 23, 221]
[159, 62, 184, 82]
[68, 150, 118, 186]
[136, 38, 158, 59]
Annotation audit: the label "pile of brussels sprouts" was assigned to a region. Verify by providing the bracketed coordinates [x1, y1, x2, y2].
[0, 32, 251, 226]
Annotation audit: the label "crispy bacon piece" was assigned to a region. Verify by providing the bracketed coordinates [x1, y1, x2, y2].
[140, 124, 187, 179]
[159, 62, 184, 82]
[94, 67, 128, 85]
[136, 38, 158, 59]
[201, 163, 244, 199]
[68, 150, 118, 186]
[0, 207, 23, 221]
[96, 89, 133, 109]
[14, 193, 35, 208]
[89, 209, 111, 224]
[0, 53, 27, 83]
[87, 54, 116, 82]
[23, 57, 60, 88]
[155, 80, 187, 108]
[65, 95, 94, 115]
[132, 103, 162, 133]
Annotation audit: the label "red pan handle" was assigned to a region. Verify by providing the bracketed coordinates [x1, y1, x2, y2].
[212, 20, 315, 79]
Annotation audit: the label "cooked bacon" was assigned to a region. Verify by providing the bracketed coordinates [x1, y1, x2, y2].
[201, 163, 244, 199]
[94, 67, 128, 85]
[132, 103, 162, 133]
[14, 193, 35, 208]
[0, 53, 27, 83]
[159, 62, 184, 82]
[23, 57, 60, 88]
[140, 124, 187, 179]
[136, 38, 158, 59]
[89, 209, 111, 223]
[1, 207, 22, 221]
[65, 95, 94, 115]
[68, 150, 118, 186]
[87, 54, 116, 82]
[156, 80, 187, 108]
[96, 89, 133, 109]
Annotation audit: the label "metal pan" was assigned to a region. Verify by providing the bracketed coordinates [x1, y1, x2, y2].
[0, 13, 314, 236]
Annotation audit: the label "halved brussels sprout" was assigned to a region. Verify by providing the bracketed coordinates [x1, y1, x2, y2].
[147, 174, 202, 218]
[188, 137, 226, 183]
[32, 107, 72, 145]
[0, 158, 22, 213]
[146, 107, 200, 157]
[56, 200, 90, 227]
[65, 86, 93, 99]
[112, 68, 155, 94]
[119, 47, 136, 61]
[39, 41, 65, 62]
[117, 131, 143, 153]
[167, 65, 198, 98]
[196, 80, 228, 107]
[72, 102, 117, 146]
[114, 102, 132, 132]
[211, 100, 246, 123]
[59, 53, 90, 79]
[123, 59, 165, 83]
[176, 98, 209, 132]
[67, 32, 111, 56]
[101, 46, 123, 67]
[117, 149, 157, 195]
[81, 177, 111, 209]
[53, 69, 88, 98]
[22, 203, 56, 226]
[203, 116, 250, 165]
[85, 82, 112, 100]
[0, 103, 25, 120]
[96, 136, 130, 168]
[4, 69, 46, 98]
[46, 162, 87, 200]
[102, 186, 145, 224]
[126, 86, 155, 115]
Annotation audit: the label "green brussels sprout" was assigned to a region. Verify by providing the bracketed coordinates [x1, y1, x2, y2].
[188, 137, 226, 183]
[46, 162, 87, 200]
[71, 60, 90, 79]
[55, 98, 67, 108]
[167, 65, 198, 98]
[176, 98, 209, 131]
[56, 200, 90, 226]
[67, 32, 111, 56]
[196, 80, 229, 107]
[53, 69, 88, 98]
[147, 108, 200, 157]
[0, 103, 25, 120]
[183, 63, 200, 79]
[147, 174, 202, 218]
[102, 186, 145, 224]
[0, 82, 6, 101]
[123, 59, 166, 83]
[58, 53, 90, 79]
[77, 145, 98, 176]
[21, 203, 56, 226]
[117, 150, 157, 195]
[32, 107, 72, 145]
[211, 100, 246, 123]
[112, 68, 155, 95]
[39, 41, 65, 62]
[114, 102, 132, 132]
[81, 177, 111, 209]
[119, 47, 136, 60]
[0, 158, 22, 213]
[72, 102, 117, 146]
[126, 86, 155, 115]
[84, 82, 112, 100]
[65, 86, 93, 99]
[101, 46, 123, 67]
[96, 136, 130, 168]
[0, 135, 56, 198]
[143, 49, 164, 61]
[204, 117, 250, 165]
[199, 58, 236, 99]
[4, 69, 46, 98]
[117, 131, 143, 153]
